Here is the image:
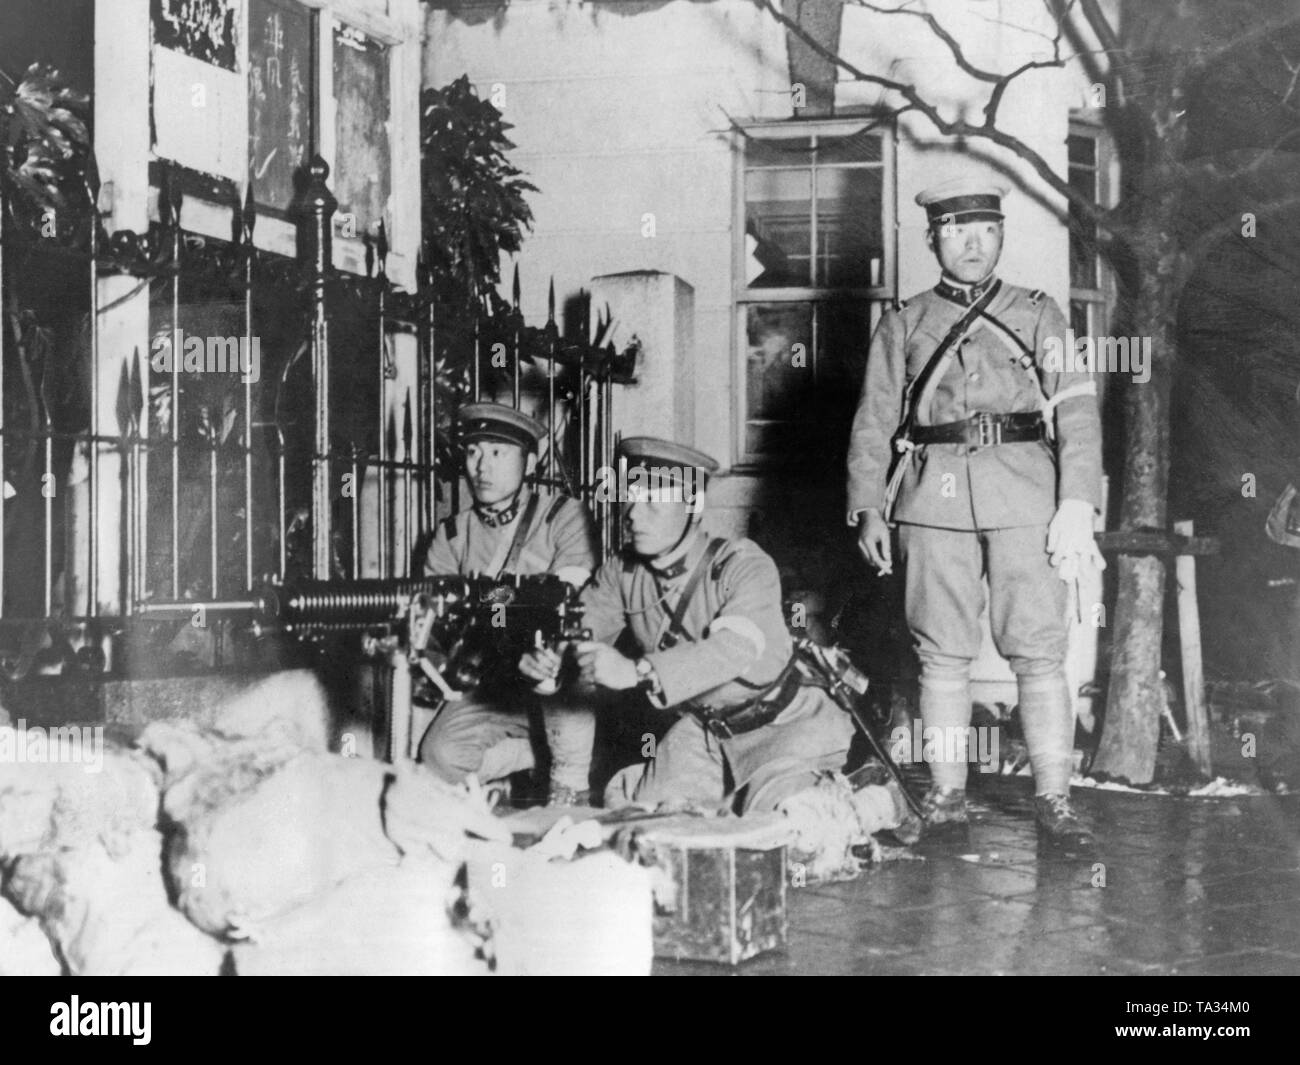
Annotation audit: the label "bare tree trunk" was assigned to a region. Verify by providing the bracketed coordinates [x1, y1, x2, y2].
[1092, 215, 1180, 783]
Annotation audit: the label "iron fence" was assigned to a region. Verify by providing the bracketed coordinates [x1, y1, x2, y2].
[0, 156, 635, 677]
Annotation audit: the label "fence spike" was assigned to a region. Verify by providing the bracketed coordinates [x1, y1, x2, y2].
[115, 359, 134, 437]
[129, 348, 143, 428]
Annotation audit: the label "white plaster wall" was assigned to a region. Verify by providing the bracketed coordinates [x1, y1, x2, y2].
[423, 0, 1117, 701]
[423, 0, 1112, 476]
[425, 0, 790, 472]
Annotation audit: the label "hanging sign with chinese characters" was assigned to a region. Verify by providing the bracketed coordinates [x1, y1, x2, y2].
[248, 0, 314, 213]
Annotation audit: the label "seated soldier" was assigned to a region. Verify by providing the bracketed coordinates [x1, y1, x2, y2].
[520, 436, 917, 831]
[419, 402, 598, 805]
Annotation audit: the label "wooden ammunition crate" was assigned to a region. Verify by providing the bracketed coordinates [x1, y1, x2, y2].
[633, 815, 791, 966]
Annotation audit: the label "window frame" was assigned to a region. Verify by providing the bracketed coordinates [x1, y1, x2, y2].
[1067, 115, 1117, 341]
[731, 118, 896, 469]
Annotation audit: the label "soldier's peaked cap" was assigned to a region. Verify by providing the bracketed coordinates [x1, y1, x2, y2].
[617, 437, 721, 484]
[916, 178, 1009, 225]
[457, 402, 545, 451]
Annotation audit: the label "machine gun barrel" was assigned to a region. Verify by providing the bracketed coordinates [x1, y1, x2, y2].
[133, 574, 577, 639]
[261, 578, 471, 629]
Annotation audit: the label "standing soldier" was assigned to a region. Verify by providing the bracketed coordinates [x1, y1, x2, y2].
[847, 178, 1105, 847]
[420, 402, 599, 805]
[521, 436, 917, 840]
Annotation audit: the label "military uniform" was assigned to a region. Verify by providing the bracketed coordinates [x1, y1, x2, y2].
[424, 489, 595, 589]
[846, 179, 1103, 831]
[579, 439, 853, 814]
[418, 405, 598, 795]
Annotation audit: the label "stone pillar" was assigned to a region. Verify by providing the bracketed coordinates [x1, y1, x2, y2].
[88, 0, 151, 623]
[587, 271, 694, 444]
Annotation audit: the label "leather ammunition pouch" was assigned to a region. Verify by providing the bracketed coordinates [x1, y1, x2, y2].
[689, 655, 809, 739]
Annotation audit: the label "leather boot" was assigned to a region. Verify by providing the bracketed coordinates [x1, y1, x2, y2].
[920, 785, 969, 825]
[1033, 792, 1095, 849]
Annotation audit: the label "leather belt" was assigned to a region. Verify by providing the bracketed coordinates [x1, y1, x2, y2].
[689, 658, 805, 739]
[910, 411, 1043, 447]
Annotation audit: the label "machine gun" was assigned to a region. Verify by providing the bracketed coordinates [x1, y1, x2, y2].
[136, 573, 589, 763]
[424, 573, 590, 695]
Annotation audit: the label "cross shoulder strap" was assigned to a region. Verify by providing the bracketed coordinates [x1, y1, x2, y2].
[497, 492, 543, 577]
[899, 280, 1002, 439]
[543, 494, 568, 525]
[660, 537, 727, 649]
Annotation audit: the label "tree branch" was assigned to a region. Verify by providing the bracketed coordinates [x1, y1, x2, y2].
[845, 0, 1003, 84]
[756, 0, 1117, 232]
[983, 18, 1068, 128]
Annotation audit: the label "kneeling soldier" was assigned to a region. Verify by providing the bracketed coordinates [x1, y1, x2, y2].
[521, 437, 909, 825]
[419, 402, 598, 805]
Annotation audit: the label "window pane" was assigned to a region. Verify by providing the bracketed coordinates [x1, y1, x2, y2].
[746, 136, 813, 167]
[1070, 299, 1091, 338]
[743, 301, 870, 459]
[815, 167, 883, 287]
[745, 303, 813, 455]
[1068, 133, 1096, 167]
[817, 130, 882, 165]
[745, 168, 813, 287]
[1068, 163, 1098, 289]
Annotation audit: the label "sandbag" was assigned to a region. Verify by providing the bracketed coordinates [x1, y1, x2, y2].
[778, 771, 872, 883]
[0, 894, 61, 976]
[5, 832, 225, 976]
[0, 745, 161, 861]
[381, 763, 513, 862]
[162, 751, 401, 936]
[0, 742, 223, 975]
[464, 842, 654, 975]
[210, 669, 332, 753]
[231, 855, 487, 976]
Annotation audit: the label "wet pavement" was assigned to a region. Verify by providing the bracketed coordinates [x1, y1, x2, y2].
[653, 775, 1300, 975]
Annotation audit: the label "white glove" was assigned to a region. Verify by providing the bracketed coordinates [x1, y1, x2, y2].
[1046, 498, 1105, 581]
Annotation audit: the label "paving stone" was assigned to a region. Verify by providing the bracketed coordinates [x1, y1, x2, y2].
[648, 781, 1300, 975]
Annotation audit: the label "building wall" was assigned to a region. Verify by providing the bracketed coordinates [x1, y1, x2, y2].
[423, 0, 1110, 513]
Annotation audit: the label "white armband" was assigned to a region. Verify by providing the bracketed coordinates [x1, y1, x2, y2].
[707, 615, 766, 658]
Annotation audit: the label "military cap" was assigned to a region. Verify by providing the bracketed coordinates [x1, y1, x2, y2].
[456, 402, 545, 452]
[617, 436, 720, 488]
[916, 177, 1009, 225]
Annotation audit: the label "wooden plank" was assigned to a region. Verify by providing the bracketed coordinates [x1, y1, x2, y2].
[1095, 529, 1220, 556]
[1174, 520, 1213, 777]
